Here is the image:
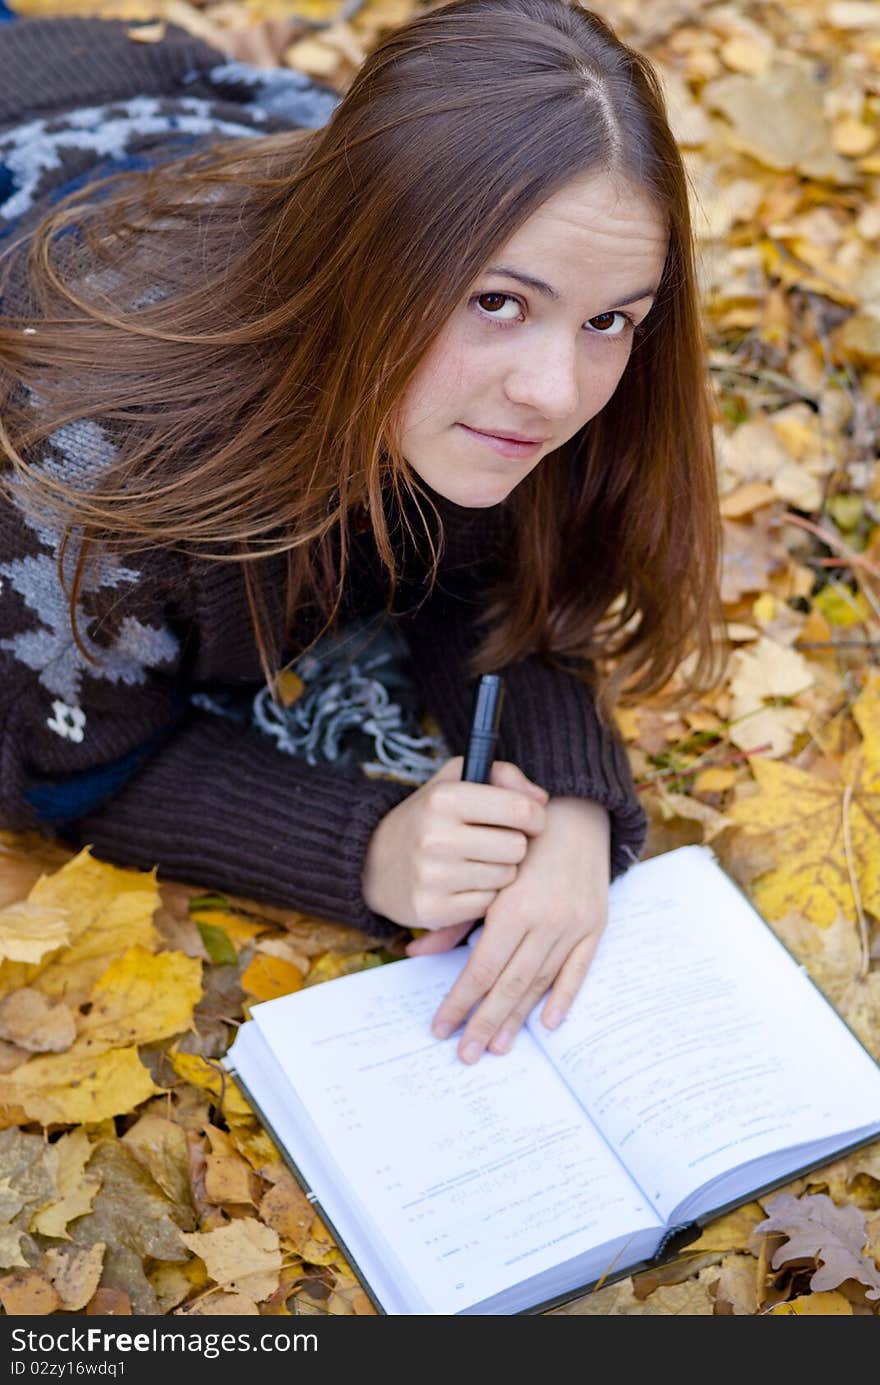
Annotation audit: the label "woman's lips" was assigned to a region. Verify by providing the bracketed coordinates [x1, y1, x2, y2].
[457, 423, 545, 458]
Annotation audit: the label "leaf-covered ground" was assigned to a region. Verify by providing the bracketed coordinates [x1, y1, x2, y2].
[2, 0, 880, 1317]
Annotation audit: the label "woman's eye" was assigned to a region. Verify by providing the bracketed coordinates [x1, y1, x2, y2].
[473, 292, 522, 322]
[472, 293, 632, 338]
[587, 311, 630, 337]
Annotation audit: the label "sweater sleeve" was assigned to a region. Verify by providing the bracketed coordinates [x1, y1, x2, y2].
[0, 490, 412, 939]
[390, 499, 648, 882]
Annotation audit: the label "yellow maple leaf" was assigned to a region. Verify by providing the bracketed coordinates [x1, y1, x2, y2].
[167, 1050, 253, 1122]
[241, 953, 304, 1002]
[770, 1291, 853, 1314]
[728, 672, 880, 925]
[0, 903, 70, 965]
[0, 850, 159, 1007]
[29, 1129, 100, 1239]
[179, 1219, 282, 1302]
[0, 1046, 159, 1128]
[77, 946, 202, 1049]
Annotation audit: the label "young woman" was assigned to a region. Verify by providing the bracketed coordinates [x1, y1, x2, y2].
[0, 0, 723, 1066]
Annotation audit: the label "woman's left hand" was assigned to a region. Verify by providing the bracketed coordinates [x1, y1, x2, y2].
[405, 795, 611, 1063]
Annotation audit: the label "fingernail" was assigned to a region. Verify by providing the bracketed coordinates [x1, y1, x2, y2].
[544, 1008, 563, 1029]
[490, 1028, 514, 1054]
[432, 1021, 452, 1039]
[461, 1041, 481, 1063]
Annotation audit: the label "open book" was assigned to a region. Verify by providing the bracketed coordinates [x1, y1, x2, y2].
[224, 845, 880, 1315]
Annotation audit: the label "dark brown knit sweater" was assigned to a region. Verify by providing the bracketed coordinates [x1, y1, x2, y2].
[0, 16, 647, 938]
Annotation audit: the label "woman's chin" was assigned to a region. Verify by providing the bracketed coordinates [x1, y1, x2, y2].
[430, 476, 517, 509]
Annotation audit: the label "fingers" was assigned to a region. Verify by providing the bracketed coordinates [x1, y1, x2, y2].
[433, 782, 546, 836]
[406, 921, 474, 956]
[538, 931, 602, 1031]
[488, 760, 549, 803]
[431, 929, 602, 1063]
[417, 888, 497, 929]
[430, 926, 535, 1049]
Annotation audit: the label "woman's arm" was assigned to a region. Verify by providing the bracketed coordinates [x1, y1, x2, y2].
[0, 497, 415, 938]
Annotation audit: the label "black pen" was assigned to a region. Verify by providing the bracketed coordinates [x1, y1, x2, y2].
[456, 675, 506, 948]
[462, 674, 505, 784]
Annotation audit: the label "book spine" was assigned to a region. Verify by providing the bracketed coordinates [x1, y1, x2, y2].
[653, 1221, 701, 1260]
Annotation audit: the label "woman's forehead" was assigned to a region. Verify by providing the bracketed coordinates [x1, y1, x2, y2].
[487, 174, 668, 290]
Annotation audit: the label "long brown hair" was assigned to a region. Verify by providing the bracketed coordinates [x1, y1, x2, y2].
[0, 0, 726, 726]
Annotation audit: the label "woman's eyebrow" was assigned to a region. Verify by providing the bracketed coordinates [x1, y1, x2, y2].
[485, 264, 659, 307]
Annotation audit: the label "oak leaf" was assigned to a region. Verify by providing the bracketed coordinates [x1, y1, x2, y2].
[752, 1192, 880, 1298]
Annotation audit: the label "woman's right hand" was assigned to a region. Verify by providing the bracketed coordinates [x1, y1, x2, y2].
[362, 755, 548, 929]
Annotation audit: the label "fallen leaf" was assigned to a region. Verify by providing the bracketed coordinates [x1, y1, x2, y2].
[77, 946, 203, 1049]
[30, 1128, 101, 1238]
[710, 1252, 759, 1314]
[167, 1050, 253, 1123]
[770, 1290, 854, 1314]
[241, 953, 304, 1001]
[0, 850, 160, 1008]
[86, 1287, 132, 1315]
[688, 1202, 766, 1254]
[259, 1168, 313, 1252]
[752, 1191, 880, 1298]
[179, 1219, 282, 1303]
[0, 903, 70, 965]
[0, 988, 76, 1053]
[69, 1139, 195, 1316]
[0, 1045, 160, 1127]
[553, 1265, 717, 1314]
[181, 1291, 260, 1315]
[43, 1243, 105, 1312]
[121, 1114, 193, 1210]
[0, 1269, 59, 1315]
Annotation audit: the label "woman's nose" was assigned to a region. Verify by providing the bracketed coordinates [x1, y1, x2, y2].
[502, 339, 579, 420]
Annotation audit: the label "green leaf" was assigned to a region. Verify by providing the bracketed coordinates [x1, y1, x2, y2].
[195, 923, 237, 967]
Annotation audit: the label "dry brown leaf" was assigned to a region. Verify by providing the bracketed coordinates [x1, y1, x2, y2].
[0, 1269, 59, 1315]
[86, 1287, 132, 1315]
[0, 988, 75, 1053]
[753, 1192, 880, 1298]
[710, 1252, 759, 1314]
[121, 1113, 194, 1209]
[259, 1167, 313, 1251]
[553, 1265, 717, 1314]
[43, 1243, 105, 1312]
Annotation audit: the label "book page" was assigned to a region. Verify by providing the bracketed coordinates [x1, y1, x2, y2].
[527, 846, 880, 1223]
[251, 953, 661, 1315]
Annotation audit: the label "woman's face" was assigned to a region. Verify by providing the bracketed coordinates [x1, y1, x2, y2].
[395, 170, 669, 508]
